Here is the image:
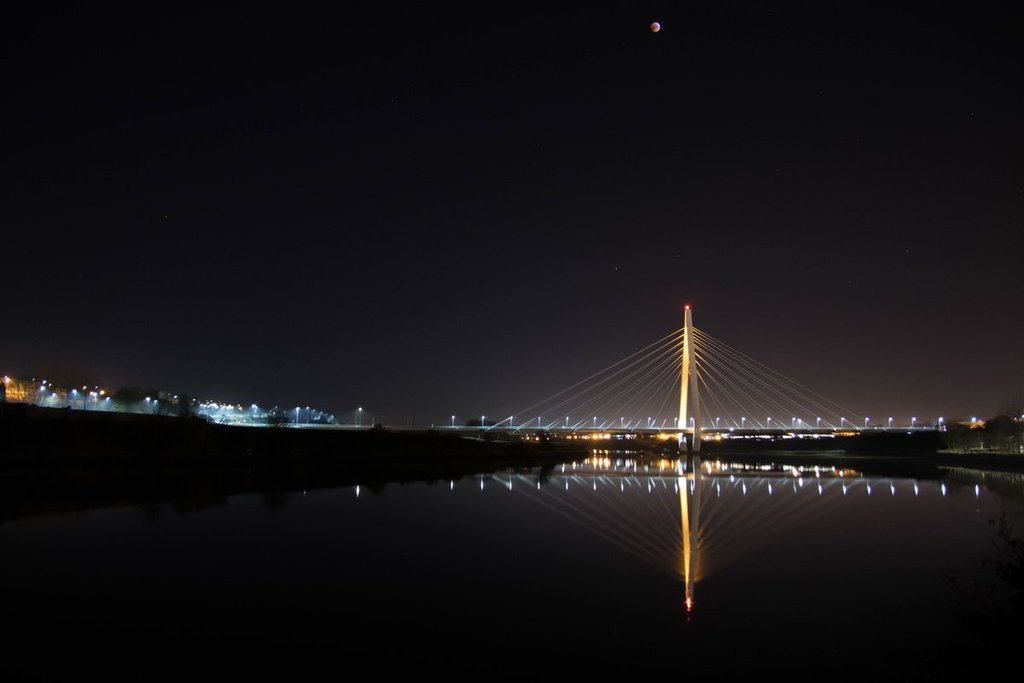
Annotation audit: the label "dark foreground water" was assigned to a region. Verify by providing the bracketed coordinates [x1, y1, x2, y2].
[2, 455, 1022, 679]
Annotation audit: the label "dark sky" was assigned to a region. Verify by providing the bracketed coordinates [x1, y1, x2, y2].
[3, 4, 1022, 424]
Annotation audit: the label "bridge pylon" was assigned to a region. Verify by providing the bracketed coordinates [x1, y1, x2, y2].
[679, 305, 701, 452]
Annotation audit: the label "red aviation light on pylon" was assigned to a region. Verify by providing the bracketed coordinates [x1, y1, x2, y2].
[684, 304, 691, 311]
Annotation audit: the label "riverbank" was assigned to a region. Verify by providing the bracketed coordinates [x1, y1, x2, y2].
[0, 403, 586, 522]
[3, 404, 1022, 523]
[0, 402, 582, 464]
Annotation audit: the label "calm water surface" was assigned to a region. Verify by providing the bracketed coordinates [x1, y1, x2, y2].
[2, 455, 1022, 677]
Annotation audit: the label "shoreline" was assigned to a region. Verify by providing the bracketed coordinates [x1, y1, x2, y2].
[2, 404, 1021, 524]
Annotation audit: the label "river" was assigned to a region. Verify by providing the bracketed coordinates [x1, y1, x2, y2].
[1, 454, 1020, 678]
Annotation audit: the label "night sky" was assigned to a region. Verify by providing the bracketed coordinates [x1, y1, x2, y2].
[3, 5, 1022, 424]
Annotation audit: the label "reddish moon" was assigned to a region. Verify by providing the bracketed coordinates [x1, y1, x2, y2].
[650, 21, 661, 33]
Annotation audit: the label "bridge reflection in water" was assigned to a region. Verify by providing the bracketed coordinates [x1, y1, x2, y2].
[476, 455, 976, 615]
[680, 457, 699, 613]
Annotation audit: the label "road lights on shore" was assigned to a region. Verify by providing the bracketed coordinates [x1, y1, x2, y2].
[357, 406, 363, 427]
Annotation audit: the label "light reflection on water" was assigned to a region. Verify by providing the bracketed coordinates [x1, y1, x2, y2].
[471, 456, 1024, 617]
[1, 454, 1022, 673]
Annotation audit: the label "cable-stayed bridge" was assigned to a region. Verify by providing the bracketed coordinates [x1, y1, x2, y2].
[471, 307, 938, 450]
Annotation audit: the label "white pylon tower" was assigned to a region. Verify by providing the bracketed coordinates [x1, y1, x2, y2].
[679, 305, 702, 452]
